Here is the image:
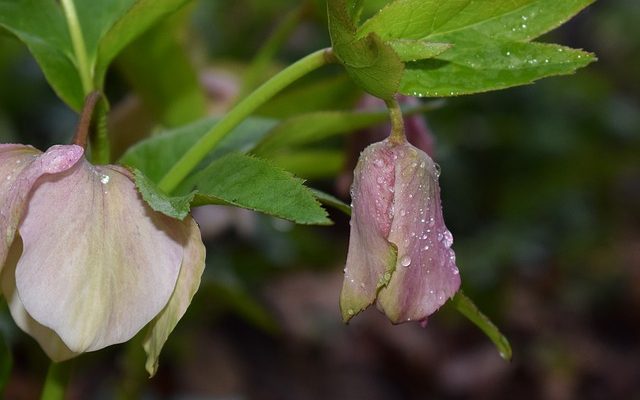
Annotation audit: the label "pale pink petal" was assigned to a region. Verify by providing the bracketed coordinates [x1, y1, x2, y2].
[0, 237, 78, 361]
[377, 142, 460, 323]
[0, 144, 83, 270]
[340, 142, 398, 322]
[144, 217, 205, 377]
[15, 161, 186, 353]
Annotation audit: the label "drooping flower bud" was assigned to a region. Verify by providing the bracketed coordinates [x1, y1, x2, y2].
[341, 137, 460, 324]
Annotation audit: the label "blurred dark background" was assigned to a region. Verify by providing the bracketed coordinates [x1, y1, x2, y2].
[1, 0, 639, 399]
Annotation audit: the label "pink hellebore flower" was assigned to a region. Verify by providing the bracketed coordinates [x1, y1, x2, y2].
[341, 137, 460, 324]
[0, 143, 205, 375]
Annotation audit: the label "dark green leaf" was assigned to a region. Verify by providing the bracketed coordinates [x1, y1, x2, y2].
[132, 168, 194, 220]
[400, 40, 595, 97]
[119, 116, 277, 182]
[388, 40, 451, 62]
[117, 14, 205, 127]
[0, 0, 83, 109]
[178, 153, 331, 225]
[451, 291, 512, 361]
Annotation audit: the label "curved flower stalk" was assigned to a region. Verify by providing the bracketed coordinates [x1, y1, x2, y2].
[341, 135, 460, 324]
[0, 142, 205, 376]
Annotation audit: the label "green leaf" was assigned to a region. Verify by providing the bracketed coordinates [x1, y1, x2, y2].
[328, 0, 404, 99]
[253, 103, 435, 156]
[0, 0, 83, 109]
[117, 13, 206, 127]
[0, 333, 10, 394]
[388, 40, 451, 62]
[356, 0, 596, 97]
[0, 0, 190, 110]
[95, 0, 192, 85]
[451, 291, 512, 361]
[120, 116, 277, 182]
[132, 168, 195, 220]
[178, 153, 331, 226]
[400, 40, 595, 97]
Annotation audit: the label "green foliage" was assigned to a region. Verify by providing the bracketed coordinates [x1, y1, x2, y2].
[132, 168, 195, 220]
[0, 0, 190, 110]
[327, 0, 404, 99]
[329, 0, 595, 98]
[179, 153, 331, 225]
[120, 117, 278, 182]
[117, 14, 206, 127]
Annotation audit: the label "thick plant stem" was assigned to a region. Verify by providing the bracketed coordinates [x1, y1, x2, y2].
[72, 92, 101, 148]
[158, 48, 336, 193]
[385, 97, 406, 144]
[60, 0, 92, 95]
[40, 362, 71, 400]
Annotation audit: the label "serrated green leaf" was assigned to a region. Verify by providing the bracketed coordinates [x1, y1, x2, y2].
[400, 40, 595, 97]
[178, 153, 331, 225]
[451, 291, 512, 361]
[388, 39, 451, 62]
[120, 116, 277, 182]
[132, 168, 194, 220]
[328, 0, 404, 99]
[117, 13, 205, 127]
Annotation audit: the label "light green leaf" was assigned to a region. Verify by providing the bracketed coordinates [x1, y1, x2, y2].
[120, 116, 277, 182]
[451, 291, 512, 361]
[400, 40, 595, 97]
[117, 13, 205, 127]
[328, 0, 404, 99]
[178, 153, 331, 226]
[132, 168, 195, 220]
[388, 40, 451, 62]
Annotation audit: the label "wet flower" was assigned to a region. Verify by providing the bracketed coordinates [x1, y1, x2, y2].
[0, 143, 205, 374]
[341, 137, 460, 324]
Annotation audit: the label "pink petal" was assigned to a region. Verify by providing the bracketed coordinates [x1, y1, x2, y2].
[376, 142, 460, 323]
[0, 237, 78, 361]
[15, 160, 187, 353]
[0, 144, 83, 271]
[340, 142, 398, 322]
[144, 217, 205, 377]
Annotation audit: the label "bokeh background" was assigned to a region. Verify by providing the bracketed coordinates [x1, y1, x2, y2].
[1, 0, 639, 399]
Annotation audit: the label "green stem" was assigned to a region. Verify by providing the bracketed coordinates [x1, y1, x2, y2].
[157, 47, 336, 193]
[60, 0, 92, 95]
[40, 362, 71, 400]
[90, 98, 111, 164]
[385, 97, 406, 144]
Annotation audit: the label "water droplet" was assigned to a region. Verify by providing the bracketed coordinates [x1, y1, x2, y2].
[347, 309, 355, 316]
[419, 161, 425, 168]
[443, 230, 453, 247]
[506, 51, 511, 56]
[453, 267, 459, 275]
[521, 15, 528, 20]
[521, 23, 527, 29]
[6, 175, 11, 180]
[434, 163, 441, 178]
[100, 174, 110, 184]
[423, 244, 430, 251]
[437, 233, 443, 242]
[400, 255, 412, 267]
[374, 158, 384, 167]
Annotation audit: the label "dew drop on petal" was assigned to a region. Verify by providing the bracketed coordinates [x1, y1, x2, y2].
[400, 255, 412, 267]
[100, 174, 110, 184]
